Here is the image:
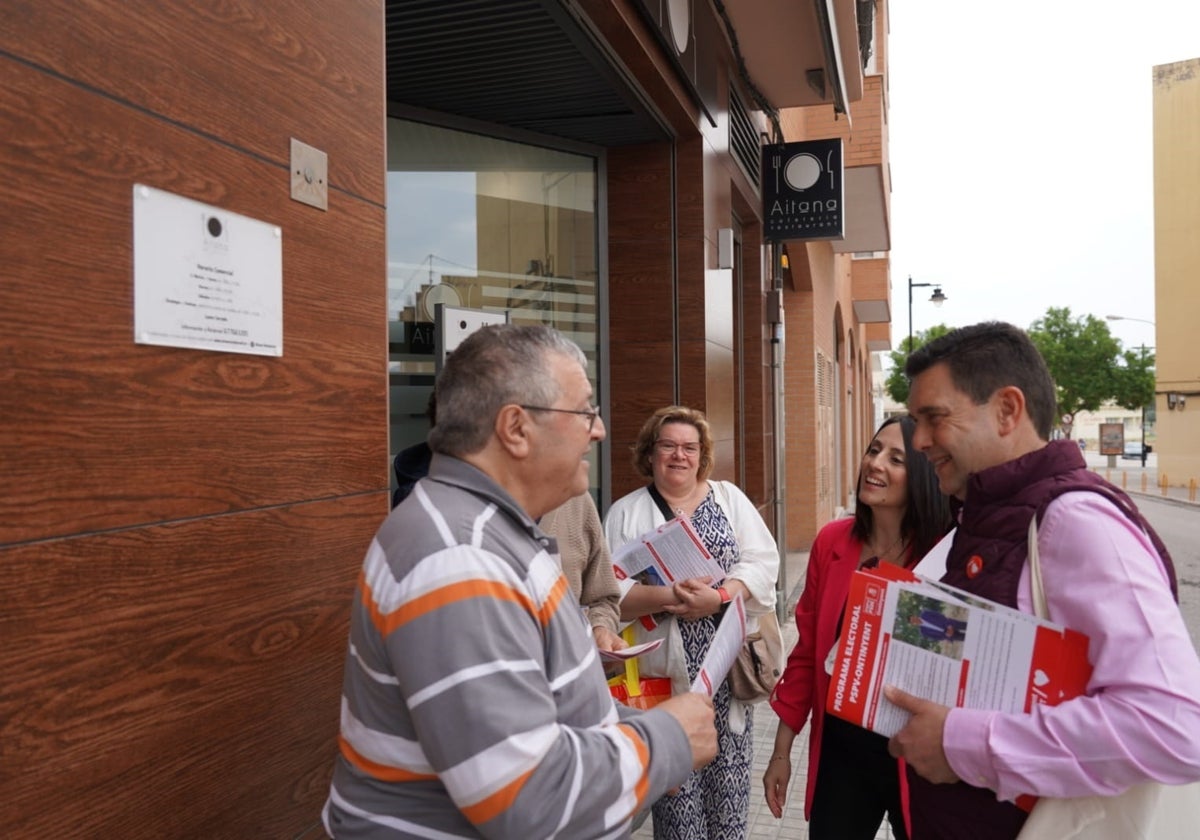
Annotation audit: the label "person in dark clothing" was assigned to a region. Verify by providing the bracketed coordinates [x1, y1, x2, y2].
[909, 610, 967, 642]
[391, 391, 436, 507]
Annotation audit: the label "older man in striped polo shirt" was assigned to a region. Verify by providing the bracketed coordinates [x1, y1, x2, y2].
[323, 324, 715, 838]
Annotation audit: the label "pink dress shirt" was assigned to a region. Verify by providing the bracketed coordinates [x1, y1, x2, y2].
[943, 492, 1200, 801]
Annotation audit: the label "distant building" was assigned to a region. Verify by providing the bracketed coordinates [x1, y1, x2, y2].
[1153, 57, 1200, 485]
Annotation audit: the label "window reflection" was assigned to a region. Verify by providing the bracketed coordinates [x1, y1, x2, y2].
[385, 118, 600, 498]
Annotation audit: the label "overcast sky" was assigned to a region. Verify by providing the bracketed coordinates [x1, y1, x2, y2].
[886, 0, 1199, 355]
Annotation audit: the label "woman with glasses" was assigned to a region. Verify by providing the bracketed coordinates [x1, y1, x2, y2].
[762, 415, 952, 840]
[604, 405, 778, 840]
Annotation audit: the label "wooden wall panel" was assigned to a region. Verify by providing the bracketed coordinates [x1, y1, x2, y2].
[0, 56, 387, 544]
[738, 221, 772, 506]
[608, 339, 679, 499]
[0, 1, 386, 835]
[0, 495, 377, 838]
[675, 137, 707, 348]
[0, 0, 384, 203]
[607, 143, 676, 496]
[0, 494, 374, 835]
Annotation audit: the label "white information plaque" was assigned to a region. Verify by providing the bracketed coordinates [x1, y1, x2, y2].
[133, 184, 283, 357]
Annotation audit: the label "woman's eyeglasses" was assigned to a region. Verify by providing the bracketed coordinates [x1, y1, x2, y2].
[520, 405, 601, 433]
[654, 441, 701, 456]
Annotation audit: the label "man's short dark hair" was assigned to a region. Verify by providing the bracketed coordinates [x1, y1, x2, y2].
[905, 322, 1058, 440]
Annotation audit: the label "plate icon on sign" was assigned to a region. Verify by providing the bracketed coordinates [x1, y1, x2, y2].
[784, 153, 822, 190]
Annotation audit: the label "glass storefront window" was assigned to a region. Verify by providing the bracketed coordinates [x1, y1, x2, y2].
[386, 118, 601, 499]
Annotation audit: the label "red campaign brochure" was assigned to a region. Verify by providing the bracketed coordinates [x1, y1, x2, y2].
[825, 569, 1092, 737]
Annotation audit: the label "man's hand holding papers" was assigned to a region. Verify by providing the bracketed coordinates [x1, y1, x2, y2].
[884, 685, 959, 784]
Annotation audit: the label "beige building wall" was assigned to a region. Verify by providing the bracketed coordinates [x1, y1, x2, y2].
[1153, 58, 1200, 486]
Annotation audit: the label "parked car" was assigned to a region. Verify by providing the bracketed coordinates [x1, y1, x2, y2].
[1123, 442, 1150, 460]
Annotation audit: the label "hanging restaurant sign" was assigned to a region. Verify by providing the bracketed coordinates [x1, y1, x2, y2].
[762, 138, 844, 243]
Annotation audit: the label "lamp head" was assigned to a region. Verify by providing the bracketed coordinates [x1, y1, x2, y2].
[930, 287, 947, 307]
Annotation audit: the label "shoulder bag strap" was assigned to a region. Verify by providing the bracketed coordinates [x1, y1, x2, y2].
[1027, 517, 1049, 620]
[645, 484, 676, 523]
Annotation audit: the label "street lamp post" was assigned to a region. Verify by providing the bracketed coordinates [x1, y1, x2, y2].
[907, 276, 947, 351]
[1106, 315, 1156, 467]
[1105, 315, 1155, 327]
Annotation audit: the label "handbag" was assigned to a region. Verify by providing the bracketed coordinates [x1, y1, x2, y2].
[727, 607, 784, 703]
[608, 627, 673, 710]
[1016, 517, 1200, 839]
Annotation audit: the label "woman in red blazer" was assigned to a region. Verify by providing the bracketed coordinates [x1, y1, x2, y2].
[762, 415, 951, 840]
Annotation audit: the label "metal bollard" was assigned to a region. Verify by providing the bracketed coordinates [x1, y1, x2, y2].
[1160, 473, 1169, 496]
[1142, 472, 1149, 493]
[1121, 471, 1128, 489]
[1190, 478, 1197, 503]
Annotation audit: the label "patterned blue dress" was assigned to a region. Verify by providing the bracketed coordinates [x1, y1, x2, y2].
[651, 489, 754, 839]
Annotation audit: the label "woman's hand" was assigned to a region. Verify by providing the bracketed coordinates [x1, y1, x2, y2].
[618, 582, 683, 622]
[762, 754, 792, 819]
[665, 577, 722, 620]
[764, 722, 798, 819]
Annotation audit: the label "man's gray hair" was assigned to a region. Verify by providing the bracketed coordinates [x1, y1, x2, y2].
[429, 324, 588, 456]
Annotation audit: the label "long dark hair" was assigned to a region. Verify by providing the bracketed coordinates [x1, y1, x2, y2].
[851, 415, 952, 562]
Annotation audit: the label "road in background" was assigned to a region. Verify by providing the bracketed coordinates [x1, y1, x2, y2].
[1137, 496, 1200, 650]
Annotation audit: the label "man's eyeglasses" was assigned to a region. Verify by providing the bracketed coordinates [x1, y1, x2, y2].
[520, 405, 601, 433]
[654, 441, 701, 456]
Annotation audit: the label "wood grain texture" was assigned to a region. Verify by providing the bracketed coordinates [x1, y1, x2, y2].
[674, 136, 705, 242]
[0, 494, 381, 838]
[0, 57, 387, 545]
[607, 341, 677, 500]
[738, 222, 771, 505]
[607, 143, 680, 497]
[607, 144, 674, 238]
[0, 0, 384, 203]
[0, 4, 386, 833]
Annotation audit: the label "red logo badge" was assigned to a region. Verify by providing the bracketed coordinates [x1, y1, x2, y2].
[966, 555, 984, 578]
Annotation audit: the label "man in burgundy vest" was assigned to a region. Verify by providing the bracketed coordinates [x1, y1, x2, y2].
[884, 322, 1200, 840]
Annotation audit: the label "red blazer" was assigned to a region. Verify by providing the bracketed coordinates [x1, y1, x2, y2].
[771, 516, 916, 823]
[768, 516, 863, 819]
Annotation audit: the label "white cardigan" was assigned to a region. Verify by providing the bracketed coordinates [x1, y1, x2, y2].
[603, 480, 779, 725]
